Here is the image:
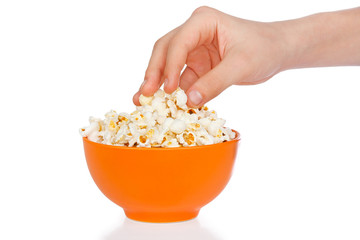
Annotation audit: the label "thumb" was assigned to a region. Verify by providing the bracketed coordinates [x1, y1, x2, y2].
[186, 57, 245, 107]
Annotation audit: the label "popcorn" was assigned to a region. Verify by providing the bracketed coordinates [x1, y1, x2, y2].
[177, 131, 196, 146]
[169, 119, 186, 134]
[154, 89, 165, 98]
[139, 95, 154, 106]
[195, 128, 214, 145]
[79, 117, 103, 142]
[172, 88, 188, 110]
[164, 140, 180, 148]
[198, 118, 211, 128]
[80, 88, 236, 147]
[152, 97, 169, 117]
[167, 99, 177, 118]
[207, 119, 226, 137]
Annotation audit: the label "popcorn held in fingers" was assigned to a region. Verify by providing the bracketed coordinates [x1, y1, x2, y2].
[139, 95, 154, 106]
[80, 88, 237, 147]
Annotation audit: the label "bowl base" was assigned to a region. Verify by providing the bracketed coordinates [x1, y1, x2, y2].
[124, 209, 199, 223]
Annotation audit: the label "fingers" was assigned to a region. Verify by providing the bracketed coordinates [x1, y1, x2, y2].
[133, 29, 178, 104]
[134, 6, 219, 105]
[179, 66, 199, 92]
[163, 15, 217, 94]
[132, 91, 141, 106]
[142, 29, 177, 96]
[186, 56, 244, 107]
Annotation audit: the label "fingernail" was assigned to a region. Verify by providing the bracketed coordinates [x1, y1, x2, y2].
[140, 80, 147, 90]
[164, 78, 169, 88]
[188, 90, 203, 106]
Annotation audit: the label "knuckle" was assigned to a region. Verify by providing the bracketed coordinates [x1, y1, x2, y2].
[153, 39, 161, 49]
[192, 6, 211, 15]
[153, 38, 165, 50]
[168, 32, 188, 50]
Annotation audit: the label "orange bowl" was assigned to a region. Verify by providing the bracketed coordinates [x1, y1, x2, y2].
[82, 130, 240, 223]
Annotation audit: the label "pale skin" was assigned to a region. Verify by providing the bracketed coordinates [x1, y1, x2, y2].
[133, 6, 360, 107]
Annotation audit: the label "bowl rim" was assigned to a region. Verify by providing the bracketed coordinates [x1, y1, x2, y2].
[83, 129, 240, 151]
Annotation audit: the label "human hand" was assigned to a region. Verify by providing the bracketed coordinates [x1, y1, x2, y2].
[133, 6, 289, 107]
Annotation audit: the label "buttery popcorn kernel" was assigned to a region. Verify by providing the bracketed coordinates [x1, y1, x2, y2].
[139, 135, 147, 144]
[187, 109, 196, 114]
[109, 120, 116, 130]
[146, 129, 155, 137]
[80, 87, 236, 147]
[119, 116, 128, 122]
[184, 132, 195, 145]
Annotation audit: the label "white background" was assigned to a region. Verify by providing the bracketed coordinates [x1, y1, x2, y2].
[1, 0, 359, 239]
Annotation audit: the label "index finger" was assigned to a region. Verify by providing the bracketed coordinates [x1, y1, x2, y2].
[140, 28, 179, 95]
[163, 8, 219, 93]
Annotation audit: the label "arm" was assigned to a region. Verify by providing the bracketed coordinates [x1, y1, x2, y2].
[281, 7, 360, 69]
[134, 7, 360, 107]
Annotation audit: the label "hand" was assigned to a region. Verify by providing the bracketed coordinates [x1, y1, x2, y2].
[133, 6, 288, 107]
[133, 7, 360, 107]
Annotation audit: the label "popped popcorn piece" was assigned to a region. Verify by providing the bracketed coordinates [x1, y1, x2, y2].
[163, 139, 180, 148]
[80, 87, 236, 147]
[152, 97, 170, 117]
[199, 117, 211, 128]
[154, 89, 165, 98]
[162, 117, 174, 130]
[137, 135, 151, 147]
[167, 99, 177, 118]
[173, 88, 188, 110]
[177, 131, 196, 146]
[175, 110, 185, 119]
[170, 119, 186, 134]
[156, 115, 167, 125]
[81, 117, 105, 141]
[207, 119, 226, 137]
[139, 95, 154, 106]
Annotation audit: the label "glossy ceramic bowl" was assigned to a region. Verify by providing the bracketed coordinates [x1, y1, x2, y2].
[82, 130, 240, 223]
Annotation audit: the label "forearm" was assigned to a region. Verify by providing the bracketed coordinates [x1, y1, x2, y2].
[279, 7, 360, 70]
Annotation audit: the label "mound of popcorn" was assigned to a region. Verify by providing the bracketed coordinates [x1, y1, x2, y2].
[80, 88, 236, 147]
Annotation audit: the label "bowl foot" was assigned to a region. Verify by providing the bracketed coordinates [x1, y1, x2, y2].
[124, 209, 199, 223]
